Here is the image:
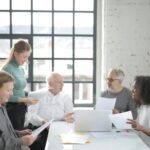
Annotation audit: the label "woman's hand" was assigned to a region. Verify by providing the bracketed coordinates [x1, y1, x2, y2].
[28, 98, 39, 104]
[127, 119, 143, 131]
[18, 97, 39, 104]
[17, 129, 32, 137]
[21, 134, 37, 146]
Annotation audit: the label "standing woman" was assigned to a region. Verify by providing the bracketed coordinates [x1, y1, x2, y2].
[2, 39, 38, 130]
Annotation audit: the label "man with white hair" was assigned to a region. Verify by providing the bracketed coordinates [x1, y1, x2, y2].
[101, 68, 137, 119]
[26, 72, 74, 150]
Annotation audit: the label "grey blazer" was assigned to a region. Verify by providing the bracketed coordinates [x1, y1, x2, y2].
[0, 106, 22, 150]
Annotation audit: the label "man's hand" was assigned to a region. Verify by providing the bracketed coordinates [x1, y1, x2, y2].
[64, 112, 74, 123]
[112, 108, 122, 114]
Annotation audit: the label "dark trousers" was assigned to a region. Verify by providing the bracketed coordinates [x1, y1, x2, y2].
[28, 124, 48, 150]
[6, 102, 27, 130]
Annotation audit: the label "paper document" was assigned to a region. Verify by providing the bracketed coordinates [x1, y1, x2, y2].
[60, 131, 89, 144]
[95, 97, 116, 110]
[32, 119, 53, 137]
[109, 111, 133, 130]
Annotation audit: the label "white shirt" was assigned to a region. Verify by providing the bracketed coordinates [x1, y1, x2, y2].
[137, 105, 150, 129]
[136, 105, 150, 148]
[26, 88, 73, 126]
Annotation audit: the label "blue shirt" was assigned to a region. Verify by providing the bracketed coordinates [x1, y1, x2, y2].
[3, 59, 27, 102]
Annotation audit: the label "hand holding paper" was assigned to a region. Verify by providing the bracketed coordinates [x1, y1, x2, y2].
[109, 111, 133, 130]
[32, 119, 53, 137]
[127, 119, 143, 131]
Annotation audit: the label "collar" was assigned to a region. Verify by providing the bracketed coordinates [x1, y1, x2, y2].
[48, 89, 61, 96]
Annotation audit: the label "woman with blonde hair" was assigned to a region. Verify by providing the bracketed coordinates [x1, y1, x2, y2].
[2, 40, 38, 130]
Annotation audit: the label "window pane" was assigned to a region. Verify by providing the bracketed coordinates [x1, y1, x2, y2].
[33, 12, 52, 34]
[33, 0, 52, 10]
[12, 12, 31, 34]
[54, 0, 73, 10]
[75, 13, 93, 34]
[0, 0, 9, 10]
[33, 83, 46, 90]
[0, 39, 10, 58]
[0, 12, 10, 34]
[12, 0, 31, 10]
[54, 60, 72, 81]
[33, 60, 52, 81]
[75, 60, 93, 81]
[75, 0, 94, 11]
[75, 37, 93, 58]
[63, 83, 72, 99]
[33, 36, 52, 58]
[54, 37, 72, 58]
[54, 13, 73, 34]
[74, 83, 93, 104]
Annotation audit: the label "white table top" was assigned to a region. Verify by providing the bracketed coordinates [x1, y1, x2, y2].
[45, 121, 150, 150]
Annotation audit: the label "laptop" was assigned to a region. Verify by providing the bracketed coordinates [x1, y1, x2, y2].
[74, 110, 112, 132]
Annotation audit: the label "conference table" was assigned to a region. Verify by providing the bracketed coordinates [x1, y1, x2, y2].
[45, 121, 150, 150]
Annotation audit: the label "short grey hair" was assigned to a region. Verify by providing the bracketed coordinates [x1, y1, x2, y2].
[46, 72, 55, 83]
[46, 72, 62, 83]
[110, 68, 125, 81]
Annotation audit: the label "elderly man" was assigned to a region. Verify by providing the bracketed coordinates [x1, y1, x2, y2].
[26, 72, 74, 150]
[101, 68, 137, 119]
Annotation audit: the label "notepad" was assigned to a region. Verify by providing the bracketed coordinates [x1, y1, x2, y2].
[60, 131, 89, 144]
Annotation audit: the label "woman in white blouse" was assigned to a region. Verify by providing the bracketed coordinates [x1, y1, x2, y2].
[128, 76, 150, 136]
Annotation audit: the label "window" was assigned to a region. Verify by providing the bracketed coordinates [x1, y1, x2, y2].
[0, 0, 97, 107]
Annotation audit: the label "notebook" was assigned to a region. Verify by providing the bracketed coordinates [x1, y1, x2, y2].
[74, 110, 112, 132]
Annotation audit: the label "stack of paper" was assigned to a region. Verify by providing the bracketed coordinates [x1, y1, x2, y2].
[60, 131, 89, 144]
[109, 111, 133, 130]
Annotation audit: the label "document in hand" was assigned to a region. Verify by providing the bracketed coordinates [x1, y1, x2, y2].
[95, 97, 116, 110]
[109, 111, 133, 130]
[60, 131, 89, 144]
[32, 119, 54, 137]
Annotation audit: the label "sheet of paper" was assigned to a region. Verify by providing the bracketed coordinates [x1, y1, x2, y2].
[109, 111, 133, 130]
[32, 119, 53, 137]
[95, 97, 116, 110]
[60, 131, 89, 144]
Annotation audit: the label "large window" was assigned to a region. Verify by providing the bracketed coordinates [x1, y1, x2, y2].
[0, 0, 97, 107]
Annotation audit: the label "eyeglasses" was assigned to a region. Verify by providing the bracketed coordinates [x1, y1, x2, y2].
[105, 78, 120, 82]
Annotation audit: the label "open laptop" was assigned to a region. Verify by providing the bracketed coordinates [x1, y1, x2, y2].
[74, 110, 112, 132]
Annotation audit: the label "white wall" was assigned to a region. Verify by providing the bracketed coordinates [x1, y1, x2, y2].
[98, 0, 150, 91]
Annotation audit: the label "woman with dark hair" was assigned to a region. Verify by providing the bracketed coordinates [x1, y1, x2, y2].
[2, 39, 38, 130]
[0, 71, 36, 150]
[127, 76, 150, 136]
